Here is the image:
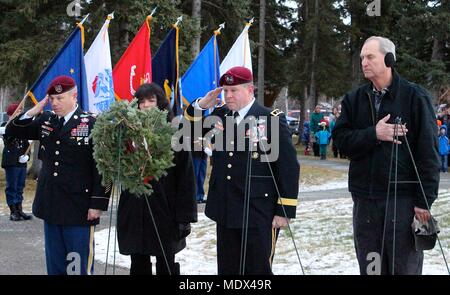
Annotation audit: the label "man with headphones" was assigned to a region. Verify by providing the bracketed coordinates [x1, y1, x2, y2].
[332, 36, 440, 274]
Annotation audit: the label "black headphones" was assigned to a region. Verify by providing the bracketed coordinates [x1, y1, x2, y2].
[384, 52, 396, 68]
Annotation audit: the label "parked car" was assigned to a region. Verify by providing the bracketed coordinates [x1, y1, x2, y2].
[288, 110, 300, 119]
[286, 115, 299, 135]
[0, 112, 7, 123]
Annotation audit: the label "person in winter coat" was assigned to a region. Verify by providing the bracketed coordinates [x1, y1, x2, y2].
[315, 122, 331, 160]
[309, 105, 324, 157]
[301, 121, 310, 155]
[117, 83, 197, 275]
[438, 125, 449, 172]
[332, 36, 439, 275]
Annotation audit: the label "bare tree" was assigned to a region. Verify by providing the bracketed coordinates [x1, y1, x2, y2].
[309, 0, 319, 109]
[191, 0, 202, 59]
[257, 0, 266, 106]
[295, 0, 308, 145]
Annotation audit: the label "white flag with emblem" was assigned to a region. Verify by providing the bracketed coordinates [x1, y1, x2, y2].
[219, 19, 253, 75]
[85, 13, 115, 114]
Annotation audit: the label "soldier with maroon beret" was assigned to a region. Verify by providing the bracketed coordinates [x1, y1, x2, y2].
[183, 66, 300, 274]
[6, 75, 110, 275]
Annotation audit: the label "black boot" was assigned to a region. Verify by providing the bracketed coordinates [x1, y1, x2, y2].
[9, 205, 22, 221]
[130, 254, 152, 275]
[155, 255, 177, 275]
[173, 262, 180, 275]
[16, 203, 32, 220]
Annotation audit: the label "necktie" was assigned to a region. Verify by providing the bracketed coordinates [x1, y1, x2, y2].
[233, 111, 240, 124]
[57, 117, 65, 129]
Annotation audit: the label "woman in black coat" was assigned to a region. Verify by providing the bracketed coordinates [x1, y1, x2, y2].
[117, 83, 197, 275]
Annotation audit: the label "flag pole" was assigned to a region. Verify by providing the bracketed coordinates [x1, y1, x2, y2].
[146, 8, 157, 30]
[174, 15, 183, 27]
[214, 22, 225, 35]
[79, 13, 90, 25]
[150, 7, 157, 17]
[173, 16, 183, 114]
[213, 23, 225, 97]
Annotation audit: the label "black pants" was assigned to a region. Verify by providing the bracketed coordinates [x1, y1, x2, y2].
[313, 142, 320, 157]
[216, 224, 279, 275]
[352, 195, 423, 275]
[130, 254, 179, 275]
[332, 140, 339, 158]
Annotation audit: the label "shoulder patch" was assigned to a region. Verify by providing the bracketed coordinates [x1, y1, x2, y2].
[270, 109, 283, 117]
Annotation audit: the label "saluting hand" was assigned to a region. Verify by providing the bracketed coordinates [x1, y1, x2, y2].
[197, 87, 223, 109]
[376, 114, 408, 144]
[87, 209, 102, 221]
[27, 95, 49, 117]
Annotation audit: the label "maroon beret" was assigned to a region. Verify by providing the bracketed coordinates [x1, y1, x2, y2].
[219, 66, 253, 86]
[6, 103, 19, 116]
[46, 75, 76, 95]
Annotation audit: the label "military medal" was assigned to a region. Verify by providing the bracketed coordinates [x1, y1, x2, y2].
[41, 125, 53, 132]
[76, 123, 89, 137]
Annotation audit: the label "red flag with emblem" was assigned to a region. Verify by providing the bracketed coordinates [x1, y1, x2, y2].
[113, 16, 152, 101]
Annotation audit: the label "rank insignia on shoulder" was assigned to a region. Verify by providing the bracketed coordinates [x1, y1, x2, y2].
[270, 109, 283, 117]
[252, 152, 259, 159]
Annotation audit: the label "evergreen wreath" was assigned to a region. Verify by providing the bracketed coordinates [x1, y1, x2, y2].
[91, 99, 175, 196]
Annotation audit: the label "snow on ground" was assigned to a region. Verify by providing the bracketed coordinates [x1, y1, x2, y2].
[299, 178, 348, 192]
[94, 190, 450, 275]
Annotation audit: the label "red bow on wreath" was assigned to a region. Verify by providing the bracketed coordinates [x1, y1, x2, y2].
[125, 139, 136, 154]
[143, 176, 154, 184]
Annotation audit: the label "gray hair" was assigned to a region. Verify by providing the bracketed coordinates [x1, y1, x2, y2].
[364, 36, 396, 60]
[68, 86, 78, 95]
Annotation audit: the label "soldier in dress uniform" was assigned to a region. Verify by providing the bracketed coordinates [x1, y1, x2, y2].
[1, 103, 32, 221]
[183, 66, 300, 274]
[5, 75, 110, 275]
